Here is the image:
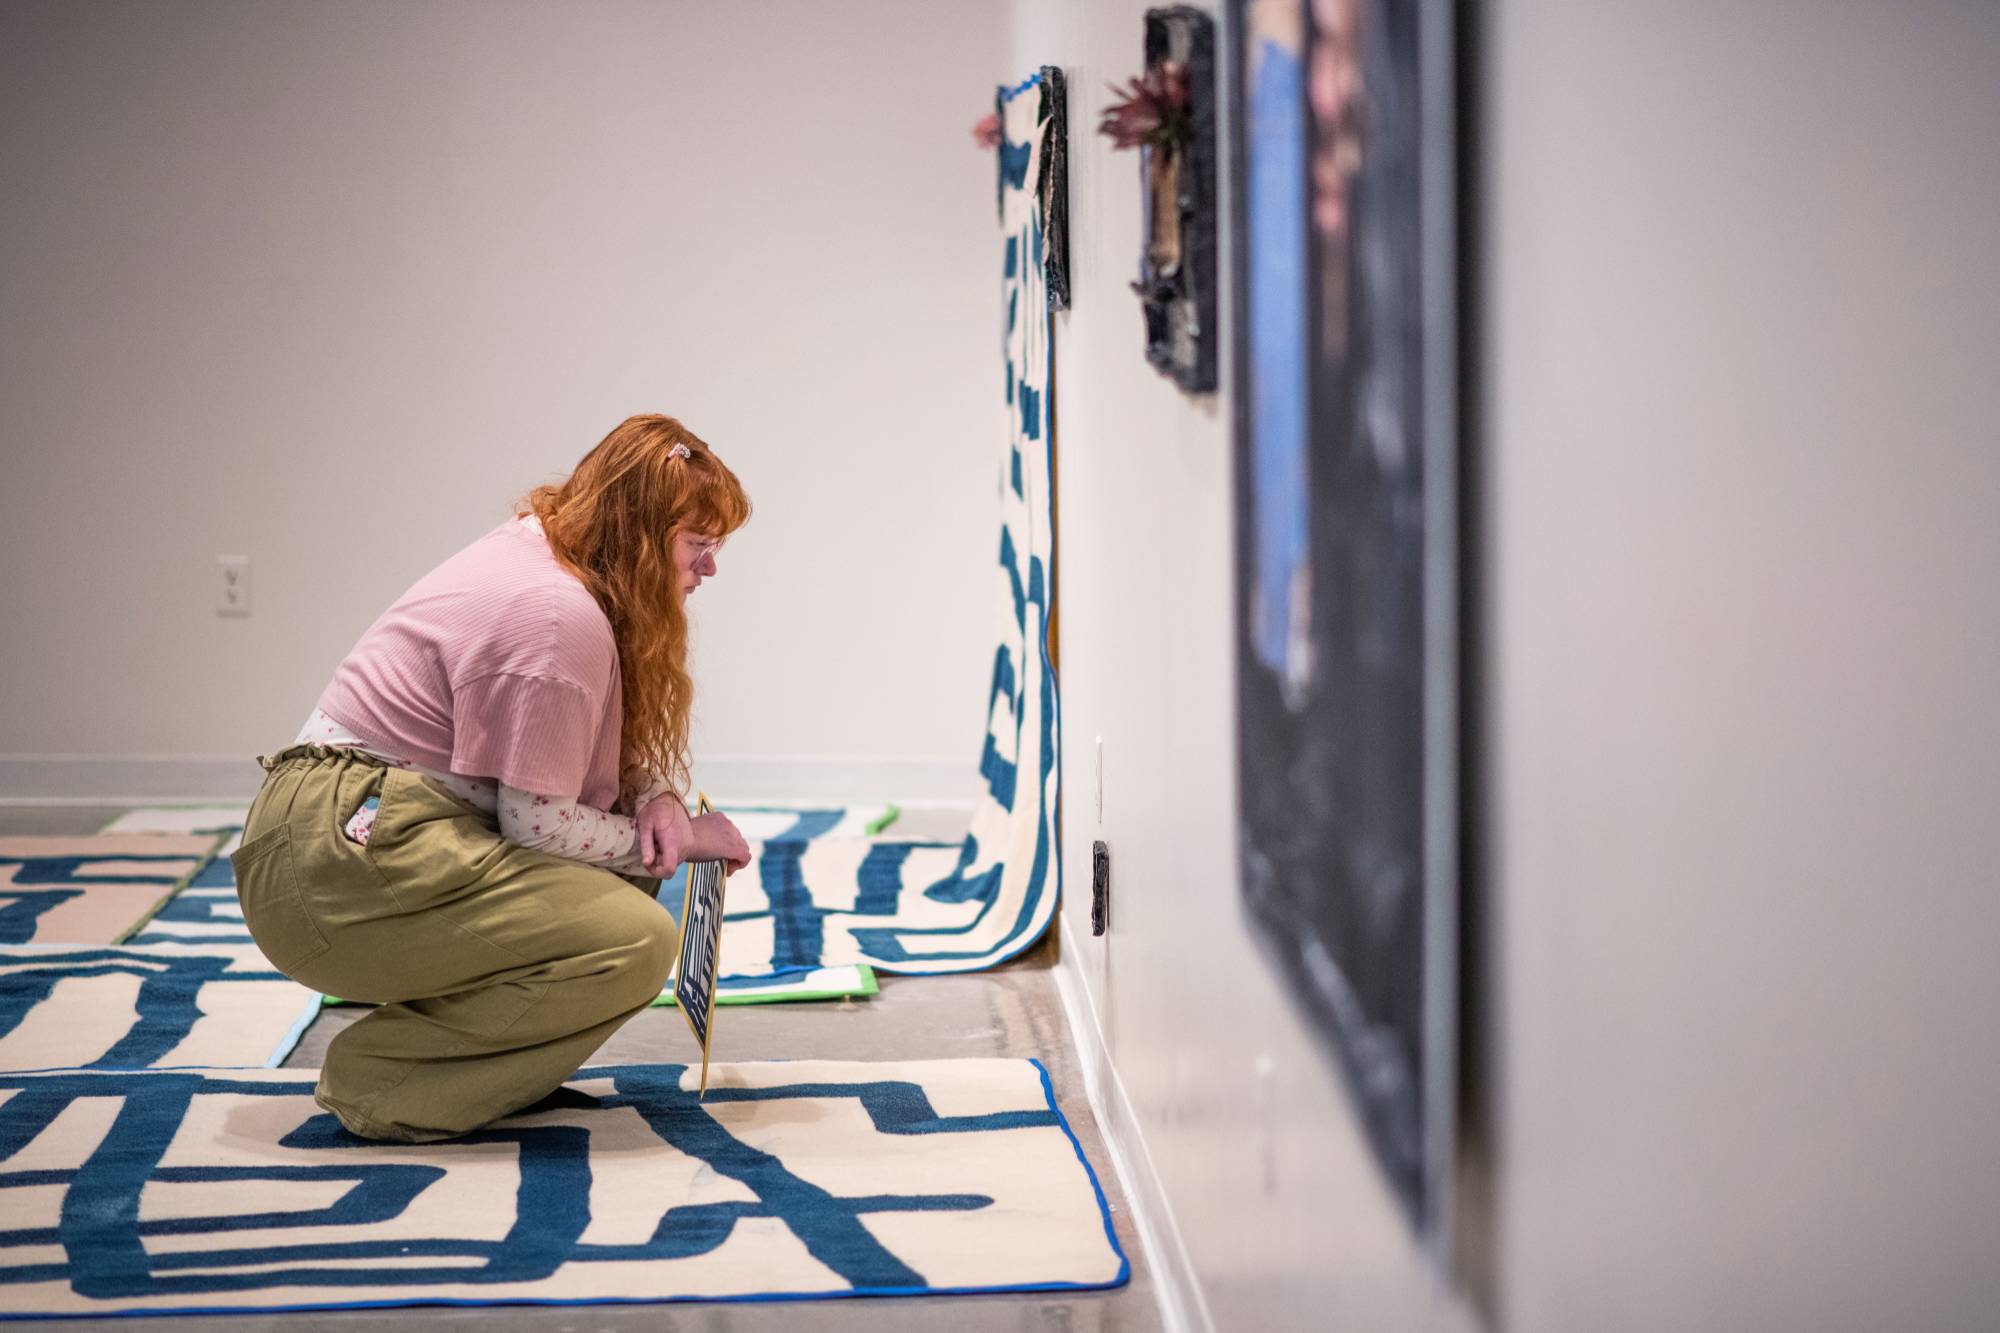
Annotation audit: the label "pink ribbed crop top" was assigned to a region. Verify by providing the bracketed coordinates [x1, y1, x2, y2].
[315, 516, 626, 812]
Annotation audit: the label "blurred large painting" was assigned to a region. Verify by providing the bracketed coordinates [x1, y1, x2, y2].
[1230, 0, 1456, 1236]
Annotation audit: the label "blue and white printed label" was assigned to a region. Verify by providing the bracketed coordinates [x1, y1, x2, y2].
[673, 793, 728, 1093]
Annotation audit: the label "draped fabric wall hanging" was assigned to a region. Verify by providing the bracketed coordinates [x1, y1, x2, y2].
[854, 65, 1069, 974]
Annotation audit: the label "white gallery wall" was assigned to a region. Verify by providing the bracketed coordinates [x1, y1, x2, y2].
[1013, 0, 2000, 1330]
[0, 0, 1004, 800]
[1479, 2, 2000, 1329]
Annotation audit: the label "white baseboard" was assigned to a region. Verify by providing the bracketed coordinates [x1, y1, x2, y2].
[0, 754, 265, 804]
[0, 751, 978, 807]
[1051, 916, 1214, 1333]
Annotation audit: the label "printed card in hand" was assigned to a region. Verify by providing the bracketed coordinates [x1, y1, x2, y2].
[673, 792, 729, 1095]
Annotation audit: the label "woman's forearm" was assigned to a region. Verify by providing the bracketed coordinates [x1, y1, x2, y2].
[497, 784, 651, 875]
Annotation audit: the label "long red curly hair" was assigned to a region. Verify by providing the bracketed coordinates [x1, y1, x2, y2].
[521, 415, 750, 803]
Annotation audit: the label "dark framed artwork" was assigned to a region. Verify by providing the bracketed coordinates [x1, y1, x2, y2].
[1229, 0, 1458, 1240]
[1134, 7, 1217, 392]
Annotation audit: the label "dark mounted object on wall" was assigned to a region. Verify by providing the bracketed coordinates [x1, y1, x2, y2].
[1091, 840, 1110, 935]
[1228, 0, 1459, 1248]
[1101, 8, 1217, 393]
[993, 67, 1072, 311]
[1040, 66, 1072, 310]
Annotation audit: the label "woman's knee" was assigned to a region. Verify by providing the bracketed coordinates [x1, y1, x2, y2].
[587, 893, 678, 1012]
[633, 900, 679, 998]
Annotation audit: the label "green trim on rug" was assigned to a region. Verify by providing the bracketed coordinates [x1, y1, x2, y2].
[648, 965, 879, 1008]
[864, 803, 901, 836]
[110, 827, 234, 946]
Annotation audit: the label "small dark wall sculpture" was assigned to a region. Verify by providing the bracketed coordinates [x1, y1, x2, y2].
[1100, 8, 1217, 393]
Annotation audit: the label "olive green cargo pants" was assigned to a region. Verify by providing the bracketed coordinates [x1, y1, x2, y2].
[232, 744, 678, 1142]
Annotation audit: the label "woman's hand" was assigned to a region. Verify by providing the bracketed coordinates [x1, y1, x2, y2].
[686, 812, 753, 873]
[635, 793, 694, 876]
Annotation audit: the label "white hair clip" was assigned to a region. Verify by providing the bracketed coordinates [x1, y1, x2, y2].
[667, 442, 692, 461]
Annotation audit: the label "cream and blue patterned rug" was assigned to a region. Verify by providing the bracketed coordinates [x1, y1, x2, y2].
[5, 815, 1127, 1316]
[114, 809, 892, 1003]
[0, 1057, 1127, 1316]
[0, 836, 216, 946]
[0, 943, 318, 1071]
[124, 832, 244, 947]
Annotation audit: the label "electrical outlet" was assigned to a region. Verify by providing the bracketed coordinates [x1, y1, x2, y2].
[216, 555, 251, 616]
[1091, 840, 1109, 936]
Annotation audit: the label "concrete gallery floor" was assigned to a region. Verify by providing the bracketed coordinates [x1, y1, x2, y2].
[0, 804, 1160, 1332]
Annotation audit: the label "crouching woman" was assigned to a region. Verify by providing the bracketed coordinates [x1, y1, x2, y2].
[233, 414, 753, 1142]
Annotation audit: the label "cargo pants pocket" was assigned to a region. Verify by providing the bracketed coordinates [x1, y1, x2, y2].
[231, 824, 331, 975]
